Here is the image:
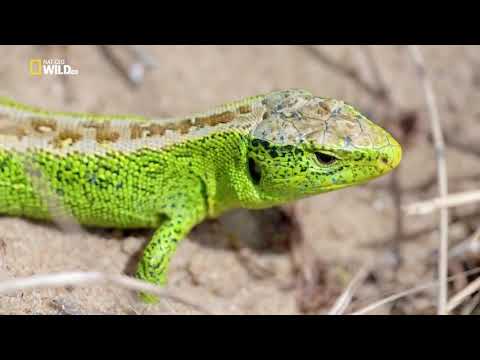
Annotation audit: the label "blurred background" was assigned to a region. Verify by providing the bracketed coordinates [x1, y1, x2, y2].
[0, 45, 479, 314]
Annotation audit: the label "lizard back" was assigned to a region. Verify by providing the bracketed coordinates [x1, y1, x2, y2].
[0, 94, 265, 227]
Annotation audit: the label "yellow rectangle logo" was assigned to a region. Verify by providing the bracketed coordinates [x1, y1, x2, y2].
[29, 59, 43, 76]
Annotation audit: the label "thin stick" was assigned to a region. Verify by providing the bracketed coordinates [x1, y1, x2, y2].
[97, 45, 139, 88]
[125, 46, 159, 86]
[449, 227, 480, 258]
[408, 45, 449, 315]
[302, 45, 386, 100]
[444, 134, 480, 158]
[127, 45, 159, 69]
[351, 267, 480, 315]
[360, 45, 393, 105]
[328, 266, 370, 315]
[403, 190, 480, 215]
[460, 291, 480, 315]
[447, 276, 480, 313]
[0, 271, 214, 314]
[351, 282, 434, 315]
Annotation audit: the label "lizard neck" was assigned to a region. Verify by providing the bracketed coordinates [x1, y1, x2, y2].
[198, 132, 257, 218]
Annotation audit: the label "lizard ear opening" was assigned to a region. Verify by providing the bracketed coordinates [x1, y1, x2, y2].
[248, 157, 262, 185]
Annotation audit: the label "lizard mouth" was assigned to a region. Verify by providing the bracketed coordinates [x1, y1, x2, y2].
[377, 135, 403, 174]
[312, 141, 403, 194]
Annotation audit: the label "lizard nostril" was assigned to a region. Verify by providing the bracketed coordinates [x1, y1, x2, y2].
[381, 156, 389, 165]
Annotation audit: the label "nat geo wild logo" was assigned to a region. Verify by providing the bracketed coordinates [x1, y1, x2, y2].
[29, 58, 79, 76]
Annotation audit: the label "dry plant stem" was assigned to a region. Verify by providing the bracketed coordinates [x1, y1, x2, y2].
[0, 271, 214, 314]
[368, 208, 480, 250]
[127, 45, 159, 69]
[302, 45, 386, 100]
[447, 276, 480, 313]
[351, 282, 434, 315]
[460, 291, 480, 315]
[282, 204, 324, 312]
[390, 171, 404, 265]
[351, 267, 480, 315]
[328, 266, 370, 315]
[360, 46, 393, 106]
[444, 134, 480, 158]
[408, 45, 449, 315]
[358, 46, 405, 265]
[404, 190, 480, 215]
[283, 204, 310, 281]
[97, 45, 139, 88]
[449, 227, 480, 258]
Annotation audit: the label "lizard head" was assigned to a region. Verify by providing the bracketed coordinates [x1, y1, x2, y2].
[244, 89, 402, 206]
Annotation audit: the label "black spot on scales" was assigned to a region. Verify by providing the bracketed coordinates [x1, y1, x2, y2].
[269, 148, 279, 158]
[252, 138, 271, 149]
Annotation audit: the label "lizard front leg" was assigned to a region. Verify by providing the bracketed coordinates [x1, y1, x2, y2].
[135, 183, 207, 303]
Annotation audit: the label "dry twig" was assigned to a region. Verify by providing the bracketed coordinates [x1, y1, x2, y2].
[408, 45, 449, 315]
[328, 266, 370, 315]
[351, 267, 480, 315]
[0, 271, 215, 314]
[404, 190, 480, 215]
[302, 45, 387, 100]
[460, 291, 480, 315]
[447, 276, 480, 313]
[449, 227, 480, 258]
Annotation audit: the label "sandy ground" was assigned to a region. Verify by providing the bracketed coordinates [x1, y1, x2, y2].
[0, 45, 479, 314]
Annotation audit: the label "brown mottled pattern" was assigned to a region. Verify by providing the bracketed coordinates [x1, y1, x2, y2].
[0, 101, 255, 155]
[16, 127, 28, 140]
[130, 122, 184, 140]
[51, 130, 83, 149]
[194, 111, 236, 127]
[167, 119, 192, 135]
[0, 89, 393, 156]
[31, 118, 57, 133]
[84, 122, 120, 144]
[130, 123, 152, 139]
[129, 111, 237, 140]
[238, 105, 252, 114]
[147, 124, 167, 137]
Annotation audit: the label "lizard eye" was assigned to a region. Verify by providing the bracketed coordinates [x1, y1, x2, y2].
[248, 157, 262, 184]
[315, 152, 337, 165]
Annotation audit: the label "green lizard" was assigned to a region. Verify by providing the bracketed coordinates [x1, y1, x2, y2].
[0, 89, 402, 302]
